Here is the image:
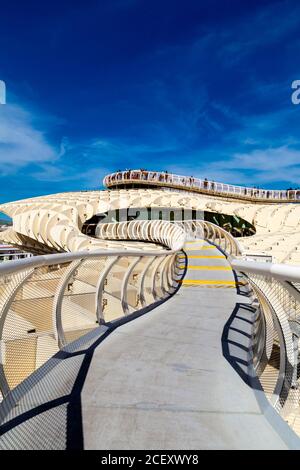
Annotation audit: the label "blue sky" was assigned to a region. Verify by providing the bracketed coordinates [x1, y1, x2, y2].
[1, 0, 300, 202]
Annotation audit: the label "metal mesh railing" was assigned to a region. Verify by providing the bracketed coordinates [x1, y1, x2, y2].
[0, 241, 185, 400]
[0, 217, 242, 401]
[232, 258, 300, 436]
[0, 251, 180, 396]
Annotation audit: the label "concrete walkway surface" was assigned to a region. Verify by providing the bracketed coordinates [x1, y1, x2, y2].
[80, 241, 299, 449]
[0, 240, 299, 449]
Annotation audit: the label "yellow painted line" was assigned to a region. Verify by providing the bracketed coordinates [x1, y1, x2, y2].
[178, 280, 236, 285]
[185, 246, 216, 251]
[187, 266, 231, 270]
[181, 284, 236, 288]
[178, 255, 225, 259]
[186, 244, 215, 248]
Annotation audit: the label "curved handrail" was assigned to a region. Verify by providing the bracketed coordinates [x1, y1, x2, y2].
[231, 257, 300, 432]
[1, 214, 300, 439]
[0, 247, 179, 277]
[0, 220, 187, 399]
[231, 259, 300, 283]
[95, 219, 242, 258]
[103, 169, 300, 202]
[96, 219, 186, 251]
[175, 220, 243, 257]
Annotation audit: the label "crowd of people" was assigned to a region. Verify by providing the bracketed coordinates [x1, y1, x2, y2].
[105, 170, 300, 200]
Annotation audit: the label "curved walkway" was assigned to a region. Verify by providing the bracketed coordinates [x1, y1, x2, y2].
[0, 241, 299, 449]
[80, 241, 299, 449]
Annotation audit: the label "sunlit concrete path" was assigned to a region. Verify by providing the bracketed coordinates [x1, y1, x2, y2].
[80, 241, 299, 450]
[0, 240, 299, 449]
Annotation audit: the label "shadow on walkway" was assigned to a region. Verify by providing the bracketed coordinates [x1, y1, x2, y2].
[0, 327, 111, 449]
[221, 300, 258, 387]
[0, 266, 187, 450]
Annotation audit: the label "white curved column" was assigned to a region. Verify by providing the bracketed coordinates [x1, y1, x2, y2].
[121, 257, 143, 315]
[96, 256, 120, 324]
[137, 257, 156, 307]
[52, 259, 84, 348]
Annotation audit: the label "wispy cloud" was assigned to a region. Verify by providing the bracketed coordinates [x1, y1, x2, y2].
[0, 104, 58, 174]
[217, 1, 300, 65]
[166, 145, 300, 188]
[3, 87, 300, 194]
[0, 103, 111, 188]
[1, 0, 300, 199]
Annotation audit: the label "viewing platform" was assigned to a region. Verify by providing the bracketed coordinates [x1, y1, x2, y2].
[104, 170, 300, 203]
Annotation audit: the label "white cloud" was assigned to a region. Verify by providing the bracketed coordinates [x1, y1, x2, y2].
[167, 145, 300, 187]
[2, 95, 300, 193]
[0, 104, 58, 174]
[213, 147, 300, 172]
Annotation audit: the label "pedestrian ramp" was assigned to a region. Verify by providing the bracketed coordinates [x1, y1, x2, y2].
[179, 240, 237, 288]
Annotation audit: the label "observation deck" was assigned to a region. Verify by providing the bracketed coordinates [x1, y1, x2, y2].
[104, 170, 300, 203]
